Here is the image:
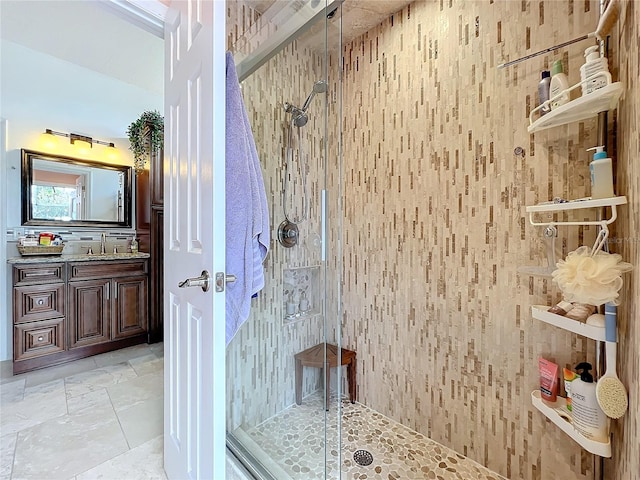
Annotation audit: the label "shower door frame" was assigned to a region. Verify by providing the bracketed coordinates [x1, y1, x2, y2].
[225, 1, 344, 479]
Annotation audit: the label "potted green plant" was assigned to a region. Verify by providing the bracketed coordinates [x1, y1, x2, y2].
[127, 110, 164, 172]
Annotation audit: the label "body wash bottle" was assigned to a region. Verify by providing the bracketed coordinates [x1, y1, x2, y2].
[587, 146, 614, 199]
[538, 70, 551, 115]
[580, 46, 610, 95]
[549, 60, 570, 109]
[571, 362, 608, 443]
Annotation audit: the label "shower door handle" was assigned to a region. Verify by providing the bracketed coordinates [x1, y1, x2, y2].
[215, 272, 236, 292]
[178, 270, 210, 292]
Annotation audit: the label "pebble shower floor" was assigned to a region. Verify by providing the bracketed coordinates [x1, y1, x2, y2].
[242, 392, 506, 479]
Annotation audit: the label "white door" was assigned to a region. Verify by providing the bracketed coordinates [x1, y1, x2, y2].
[163, 1, 226, 479]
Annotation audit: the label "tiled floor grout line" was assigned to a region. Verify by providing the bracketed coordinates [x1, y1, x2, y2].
[106, 385, 133, 452]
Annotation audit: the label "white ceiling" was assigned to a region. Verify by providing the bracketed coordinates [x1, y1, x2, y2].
[0, 0, 164, 96]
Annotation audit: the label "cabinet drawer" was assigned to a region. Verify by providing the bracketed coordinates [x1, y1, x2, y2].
[68, 260, 148, 281]
[14, 283, 65, 324]
[13, 263, 65, 285]
[14, 318, 65, 361]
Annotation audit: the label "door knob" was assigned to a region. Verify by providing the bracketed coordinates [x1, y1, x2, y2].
[178, 270, 210, 292]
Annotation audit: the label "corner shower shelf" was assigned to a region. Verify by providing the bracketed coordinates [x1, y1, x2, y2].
[531, 390, 611, 457]
[526, 196, 627, 227]
[528, 82, 623, 133]
[531, 305, 606, 341]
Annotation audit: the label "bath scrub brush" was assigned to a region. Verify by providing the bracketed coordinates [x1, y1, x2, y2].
[596, 304, 628, 419]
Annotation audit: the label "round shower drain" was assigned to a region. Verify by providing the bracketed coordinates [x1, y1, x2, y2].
[353, 449, 374, 466]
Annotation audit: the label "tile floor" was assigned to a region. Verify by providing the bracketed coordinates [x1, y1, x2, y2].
[1, 343, 166, 480]
[2, 345, 503, 480]
[241, 392, 506, 480]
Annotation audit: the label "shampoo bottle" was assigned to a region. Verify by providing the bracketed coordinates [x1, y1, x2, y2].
[587, 146, 614, 199]
[571, 362, 608, 443]
[538, 70, 551, 115]
[580, 46, 610, 95]
[549, 60, 570, 109]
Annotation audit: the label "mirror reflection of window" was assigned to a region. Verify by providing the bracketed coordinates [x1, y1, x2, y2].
[31, 184, 78, 221]
[32, 168, 85, 221]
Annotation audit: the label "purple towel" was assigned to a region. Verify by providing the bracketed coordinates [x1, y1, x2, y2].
[225, 52, 270, 345]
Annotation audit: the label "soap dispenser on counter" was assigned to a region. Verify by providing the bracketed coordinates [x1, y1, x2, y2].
[130, 237, 139, 254]
[587, 146, 614, 199]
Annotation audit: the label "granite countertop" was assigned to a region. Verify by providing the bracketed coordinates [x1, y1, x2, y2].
[7, 252, 150, 264]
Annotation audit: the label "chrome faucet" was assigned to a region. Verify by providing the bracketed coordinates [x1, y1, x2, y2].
[100, 233, 106, 255]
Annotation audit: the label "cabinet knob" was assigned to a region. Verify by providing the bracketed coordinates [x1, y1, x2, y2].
[37, 299, 44, 306]
[37, 336, 44, 342]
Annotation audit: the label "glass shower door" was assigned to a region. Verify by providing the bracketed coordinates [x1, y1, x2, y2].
[225, 1, 343, 479]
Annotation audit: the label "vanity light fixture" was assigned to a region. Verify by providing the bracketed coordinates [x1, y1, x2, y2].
[41, 129, 118, 157]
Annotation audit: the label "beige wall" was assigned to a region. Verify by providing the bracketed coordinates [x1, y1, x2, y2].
[610, 1, 639, 478]
[341, 1, 636, 479]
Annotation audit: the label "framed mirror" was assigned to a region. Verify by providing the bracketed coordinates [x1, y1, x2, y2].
[21, 149, 132, 228]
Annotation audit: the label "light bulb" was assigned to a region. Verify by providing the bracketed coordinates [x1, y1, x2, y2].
[73, 139, 92, 154]
[105, 144, 119, 161]
[39, 130, 58, 150]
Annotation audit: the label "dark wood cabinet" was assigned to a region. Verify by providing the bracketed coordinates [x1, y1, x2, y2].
[112, 276, 148, 339]
[68, 279, 111, 349]
[11, 258, 149, 374]
[136, 124, 164, 344]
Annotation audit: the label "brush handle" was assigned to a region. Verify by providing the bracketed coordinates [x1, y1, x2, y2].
[604, 303, 617, 343]
[604, 340, 617, 376]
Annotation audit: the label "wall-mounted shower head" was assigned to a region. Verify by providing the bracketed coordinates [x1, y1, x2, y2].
[301, 80, 328, 112]
[284, 80, 327, 128]
[293, 113, 309, 128]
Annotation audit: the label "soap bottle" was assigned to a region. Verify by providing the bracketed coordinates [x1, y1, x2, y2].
[130, 237, 139, 254]
[299, 291, 310, 313]
[549, 60, 570, 109]
[587, 146, 614, 199]
[571, 362, 608, 443]
[286, 292, 297, 316]
[537, 70, 551, 115]
[580, 46, 610, 95]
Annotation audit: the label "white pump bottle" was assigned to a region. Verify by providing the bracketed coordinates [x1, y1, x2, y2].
[571, 362, 608, 443]
[587, 146, 614, 199]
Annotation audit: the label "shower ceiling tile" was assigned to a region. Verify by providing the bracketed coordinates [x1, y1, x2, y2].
[244, 0, 414, 46]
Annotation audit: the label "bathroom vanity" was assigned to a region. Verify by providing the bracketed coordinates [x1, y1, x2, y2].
[8, 253, 150, 374]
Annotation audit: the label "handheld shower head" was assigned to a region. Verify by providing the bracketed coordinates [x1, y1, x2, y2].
[301, 80, 328, 112]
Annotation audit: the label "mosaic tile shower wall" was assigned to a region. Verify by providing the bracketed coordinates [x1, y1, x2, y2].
[340, 1, 635, 479]
[225, 3, 342, 431]
[609, 1, 640, 479]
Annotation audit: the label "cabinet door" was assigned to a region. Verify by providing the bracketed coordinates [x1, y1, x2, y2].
[112, 276, 148, 339]
[149, 207, 163, 343]
[68, 279, 110, 348]
[150, 146, 164, 205]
